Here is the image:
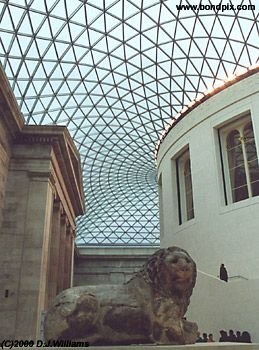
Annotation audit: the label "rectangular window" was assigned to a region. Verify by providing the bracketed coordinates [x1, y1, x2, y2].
[176, 148, 194, 224]
[219, 114, 259, 204]
[158, 174, 164, 237]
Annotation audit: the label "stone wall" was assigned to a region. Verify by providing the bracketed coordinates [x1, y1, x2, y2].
[0, 66, 85, 341]
[74, 247, 157, 286]
[0, 121, 10, 229]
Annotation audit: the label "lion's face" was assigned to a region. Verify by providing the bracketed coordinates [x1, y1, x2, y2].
[144, 247, 196, 298]
[161, 249, 195, 293]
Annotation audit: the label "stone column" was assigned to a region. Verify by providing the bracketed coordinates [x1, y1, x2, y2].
[64, 227, 70, 290]
[64, 226, 75, 289]
[14, 172, 54, 340]
[57, 212, 67, 294]
[46, 199, 62, 307]
[70, 232, 75, 287]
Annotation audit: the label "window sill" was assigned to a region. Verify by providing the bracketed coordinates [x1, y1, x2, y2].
[220, 195, 259, 215]
[175, 217, 196, 234]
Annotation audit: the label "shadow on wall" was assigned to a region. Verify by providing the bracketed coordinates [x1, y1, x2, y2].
[187, 270, 259, 343]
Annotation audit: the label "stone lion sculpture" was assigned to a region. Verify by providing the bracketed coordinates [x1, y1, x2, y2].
[44, 246, 198, 345]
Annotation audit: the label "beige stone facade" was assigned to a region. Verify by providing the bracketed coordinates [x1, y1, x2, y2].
[0, 67, 84, 340]
[74, 246, 157, 286]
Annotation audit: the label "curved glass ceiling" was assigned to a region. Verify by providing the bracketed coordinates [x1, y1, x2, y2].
[0, 0, 258, 246]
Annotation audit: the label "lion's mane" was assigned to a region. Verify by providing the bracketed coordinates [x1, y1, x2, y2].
[131, 246, 197, 310]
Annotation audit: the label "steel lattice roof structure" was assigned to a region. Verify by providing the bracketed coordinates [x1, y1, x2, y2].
[0, 0, 258, 246]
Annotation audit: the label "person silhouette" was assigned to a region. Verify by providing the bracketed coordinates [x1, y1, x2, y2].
[241, 331, 252, 343]
[220, 263, 228, 282]
[228, 329, 237, 342]
[196, 331, 203, 343]
[208, 333, 215, 342]
[236, 331, 242, 342]
[202, 333, 208, 342]
[219, 330, 228, 342]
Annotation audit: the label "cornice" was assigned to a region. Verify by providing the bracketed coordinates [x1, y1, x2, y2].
[155, 65, 259, 160]
[0, 64, 24, 139]
[16, 125, 85, 217]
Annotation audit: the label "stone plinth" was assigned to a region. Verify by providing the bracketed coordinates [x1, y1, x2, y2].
[5, 343, 259, 350]
[87, 344, 259, 350]
[0, 66, 85, 341]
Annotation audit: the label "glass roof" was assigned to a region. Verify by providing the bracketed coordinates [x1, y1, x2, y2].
[0, 0, 258, 246]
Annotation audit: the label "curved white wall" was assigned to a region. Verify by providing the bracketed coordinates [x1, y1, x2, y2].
[187, 271, 259, 342]
[157, 71, 259, 280]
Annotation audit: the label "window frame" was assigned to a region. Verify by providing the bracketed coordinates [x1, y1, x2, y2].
[219, 113, 259, 205]
[176, 147, 194, 225]
[158, 173, 164, 238]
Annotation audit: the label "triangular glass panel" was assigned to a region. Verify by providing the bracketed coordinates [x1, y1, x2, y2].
[57, 81, 70, 95]
[70, 5, 86, 23]
[89, 13, 106, 34]
[66, 1, 82, 19]
[25, 82, 37, 98]
[61, 46, 75, 61]
[29, 11, 46, 33]
[66, 79, 81, 92]
[87, 28, 104, 46]
[210, 17, 229, 38]
[196, 14, 215, 34]
[33, 98, 45, 113]
[238, 49, 253, 68]
[55, 24, 70, 42]
[30, 112, 44, 124]
[0, 3, 5, 13]
[16, 80, 29, 96]
[222, 41, 237, 63]
[229, 19, 245, 41]
[18, 61, 30, 79]
[49, 0, 66, 17]
[157, 27, 174, 45]
[37, 18, 52, 39]
[4, 61, 15, 78]
[8, 4, 25, 27]
[171, 43, 186, 60]
[7, 57, 22, 76]
[27, 41, 40, 59]
[1, 32, 14, 53]
[73, 44, 87, 62]
[17, 36, 32, 56]
[105, 12, 122, 34]
[41, 82, 54, 95]
[35, 38, 51, 57]
[60, 61, 74, 75]
[43, 43, 58, 60]
[140, 12, 157, 33]
[157, 47, 171, 63]
[69, 23, 85, 42]
[217, 14, 233, 33]
[9, 37, 22, 58]
[161, 21, 177, 37]
[230, 41, 247, 61]
[49, 17, 66, 37]
[30, 0, 48, 12]
[41, 60, 57, 75]
[18, 13, 32, 35]
[125, 11, 141, 33]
